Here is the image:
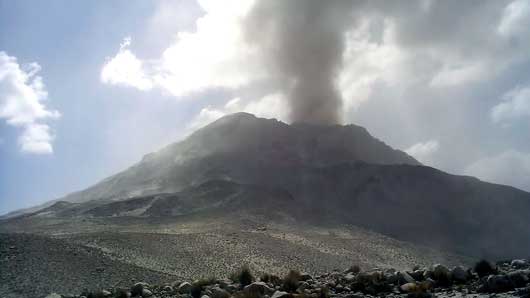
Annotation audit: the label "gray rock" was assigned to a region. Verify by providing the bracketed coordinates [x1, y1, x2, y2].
[486, 274, 514, 293]
[45, 294, 62, 298]
[211, 287, 230, 298]
[508, 270, 529, 287]
[400, 282, 417, 293]
[179, 282, 193, 294]
[201, 295, 210, 298]
[163, 285, 174, 292]
[271, 290, 291, 298]
[344, 272, 356, 282]
[100, 290, 112, 297]
[398, 271, 415, 285]
[451, 266, 470, 283]
[141, 288, 153, 297]
[299, 273, 312, 281]
[244, 282, 274, 296]
[131, 282, 149, 296]
[512, 259, 529, 269]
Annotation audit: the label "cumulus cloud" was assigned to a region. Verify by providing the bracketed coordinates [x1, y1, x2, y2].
[101, 37, 153, 91]
[101, 1, 262, 97]
[0, 51, 59, 154]
[491, 86, 530, 124]
[405, 140, 440, 166]
[465, 150, 530, 192]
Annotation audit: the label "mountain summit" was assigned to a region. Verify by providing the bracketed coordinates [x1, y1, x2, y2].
[63, 112, 419, 203]
[5, 113, 530, 261]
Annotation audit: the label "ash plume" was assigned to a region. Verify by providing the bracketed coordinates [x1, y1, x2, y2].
[244, 0, 354, 125]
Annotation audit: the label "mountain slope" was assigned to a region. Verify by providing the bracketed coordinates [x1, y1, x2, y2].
[62, 113, 420, 203]
[6, 112, 530, 260]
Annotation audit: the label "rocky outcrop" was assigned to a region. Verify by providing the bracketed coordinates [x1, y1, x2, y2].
[52, 259, 530, 298]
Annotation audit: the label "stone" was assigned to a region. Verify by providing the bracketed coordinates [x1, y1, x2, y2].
[299, 273, 312, 281]
[508, 270, 529, 287]
[512, 259, 529, 269]
[163, 285, 174, 292]
[271, 290, 292, 298]
[486, 274, 514, 293]
[45, 294, 62, 298]
[451, 266, 470, 283]
[344, 273, 356, 282]
[398, 271, 416, 285]
[131, 282, 149, 296]
[408, 270, 424, 281]
[400, 282, 418, 293]
[141, 289, 153, 297]
[179, 282, 193, 294]
[100, 290, 112, 297]
[211, 287, 230, 298]
[201, 295, 210, 298]
[244, 282, 274, 296]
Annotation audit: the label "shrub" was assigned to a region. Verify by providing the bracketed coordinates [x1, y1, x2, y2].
[474, 259, 497, 278]
[282, 270, 301, 292]
[230, 265, 254, 287]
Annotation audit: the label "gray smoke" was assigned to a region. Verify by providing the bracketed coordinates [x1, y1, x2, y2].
[244, 0, 355, 125]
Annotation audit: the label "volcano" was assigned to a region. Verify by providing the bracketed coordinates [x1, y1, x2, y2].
[3, 113, 530, 272]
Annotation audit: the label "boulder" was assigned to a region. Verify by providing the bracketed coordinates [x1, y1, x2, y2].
[211, 287, 230, 298]
[299, 273, 313, 281]
[451, 266, 470, 283]
[141, 289, 153, 297]
[508, 270, 529, 288]
[244, 282, 274, 296]
[512, 259, 529, 269]
[179, 282, 193, 294]
[400, 282, 418, 293]
[486, 274, 514, 293]
[271, 290, 292, 298]
[131, 282, 149, 296]
[398, 271, 415, 285]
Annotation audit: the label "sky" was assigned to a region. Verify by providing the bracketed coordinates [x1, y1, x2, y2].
[1, 0, 530, 215]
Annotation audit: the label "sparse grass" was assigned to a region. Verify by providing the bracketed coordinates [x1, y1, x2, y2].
[230, 265, 254, 287]
[282, 269, 301, 292]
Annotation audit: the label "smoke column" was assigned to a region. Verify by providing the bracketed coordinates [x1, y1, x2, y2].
[244, 0, 354, 125]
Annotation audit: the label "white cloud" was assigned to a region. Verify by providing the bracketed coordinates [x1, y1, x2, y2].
[465, 150, 530, 192]
[101, 0, 263, 97]
[491, 86, 530, 124]
[0, 51, 59, 154]
[187, 92, 288, 132]
[101, 37, 153, 91]
[498, 0, 530, 37]
[405, 140, 439, 165]
[429, 62, 488, 87]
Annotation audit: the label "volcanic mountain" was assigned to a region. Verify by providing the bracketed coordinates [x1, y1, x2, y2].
[3, 113, 530, 263]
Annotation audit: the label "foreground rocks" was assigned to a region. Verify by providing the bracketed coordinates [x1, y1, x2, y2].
[48, 259, 530, 298]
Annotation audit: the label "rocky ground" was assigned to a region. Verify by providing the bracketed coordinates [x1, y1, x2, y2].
[0, 215, 473, 298]
[45, 259, 530, 298]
